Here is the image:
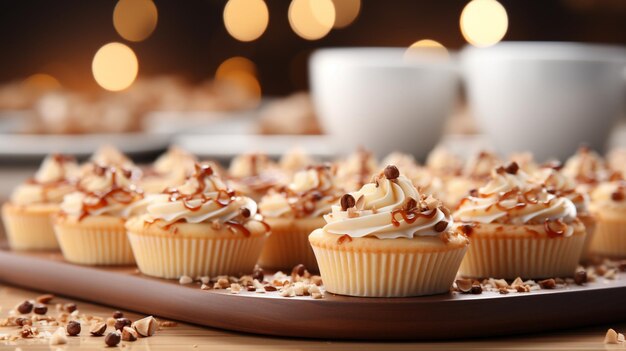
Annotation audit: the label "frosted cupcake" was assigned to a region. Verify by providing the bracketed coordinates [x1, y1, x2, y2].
[335, 148, 378, 192]
[126, 163, 270, 279]
[137, 146, 198, 193]
[607, 148, 626, 179]
[309, 165, 468, 297]
[425, 147, 463, 178]
[455, 162, 586, 279]
[444, 151, 502, 209]
[279, 147, 316, 174]
[54, 164, 144, 265]
[531, 165, 595, 261]
[588, 180, 626, 258]
[228, 153, 286, 201]
[2, 155, 78, 250]
[258, 165, 342, 271]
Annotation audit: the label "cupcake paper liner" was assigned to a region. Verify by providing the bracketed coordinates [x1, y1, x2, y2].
[590, 218, 626, 258]
[54, 221, 135, 265]
[258, 217, 323, 271]
[579, 214, 596, 261]
[2, 204, 59, 250]
[460, 233, 586, 279]
[127, 231, 267, 279]
[310, 239, 467, 297]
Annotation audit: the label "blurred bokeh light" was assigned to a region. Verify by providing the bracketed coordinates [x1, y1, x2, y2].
[215, 56, 261, 104]
[223, 0, 269, 42]
[92, 42, 138, 92]
[331, 0, 361, 29]
[289, 0, 336, 40]
[113, 0, 158, 42]
[405, 39, 450, 61]
[460, 0, 508, 47]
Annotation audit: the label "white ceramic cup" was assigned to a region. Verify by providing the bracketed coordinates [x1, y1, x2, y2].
[309, 48, 459, 159]
[462, 42, 626, 161]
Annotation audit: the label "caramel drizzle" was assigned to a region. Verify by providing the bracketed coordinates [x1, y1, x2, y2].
[76, 166, 141, 221]
[337, 234, 352, 245]
[26, 154, 77, 203]
[390, 208, 437, 227]
[164, 164, 236, 212]
[275, 164, 340, 218]
[544, 218, 568, 238]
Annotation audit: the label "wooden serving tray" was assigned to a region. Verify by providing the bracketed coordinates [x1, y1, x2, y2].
[0, 245, 625, 340]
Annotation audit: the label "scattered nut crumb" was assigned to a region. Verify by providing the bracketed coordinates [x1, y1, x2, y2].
[179, 275, 193, 285]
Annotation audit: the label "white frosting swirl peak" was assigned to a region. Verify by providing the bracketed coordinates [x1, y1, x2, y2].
[454, 164, 578, 235]
[145, 164, 259, 227]
[10, 154, 79, 205]
[322, 168, 454, 240]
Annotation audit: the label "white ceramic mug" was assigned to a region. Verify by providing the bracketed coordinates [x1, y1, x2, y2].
[310, 48, 459, 159]
[462, 42, 626, 161]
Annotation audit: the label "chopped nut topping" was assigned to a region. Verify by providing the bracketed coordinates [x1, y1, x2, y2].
[122, 326, 138, 341]
[90, 322, 107, 336]
[49, 327, 67, 345]
[132, 316, 157, 337]
[605, 328, 620, 344]
[105, 331, 121, 347]
[574, 270, 587, 285]
[539, 278, 556, 289]
[456, 279, 473, 293]
[36, 294, 54, 304]
[179, 275, 193, 285]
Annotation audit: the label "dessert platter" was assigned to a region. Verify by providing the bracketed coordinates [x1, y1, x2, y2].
[1, 144, 626, 340]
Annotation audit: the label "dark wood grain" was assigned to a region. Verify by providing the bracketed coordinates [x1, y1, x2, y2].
[0, 247, 625, 340]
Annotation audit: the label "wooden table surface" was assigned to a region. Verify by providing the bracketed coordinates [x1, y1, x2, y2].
[0, 283, 621, 350]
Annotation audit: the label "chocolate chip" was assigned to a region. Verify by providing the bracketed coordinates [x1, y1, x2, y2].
[504, 162, 519, 174]
[15, 317, 31, 327]
[112, 311, 124, 319]
[574, 270, 587, 285]
[470, 283, 483, 294]
[90, 322, 107, 336]
[17, 301, 33, 314]
[469, 188, 479, 197]
[384, 165, 400, 180]
[252, 265, 264, 282]
[114, 318, 132, 331]
[67, 320, 81, 336]
[33, 304, 47, 315]
[539, 278, 556, 289]
[240, 207, 251, 218]
[35, 294, 54, 304]
[611, 191, 624, 202]
[455, 279, 472, 293]
[264, 286, 277, 292]
[291, 264, 306, 277]
[434, 220, 448, 232]
[340, 194, 356, 211]
[247, 286, 256, 292]
[64, 303, 77, 313]
[105, 331, 121, 347]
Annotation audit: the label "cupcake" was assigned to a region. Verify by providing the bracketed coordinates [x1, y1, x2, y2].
[607, 148, 626, 178]
[2, 155, 78, 250]
[531, 165, 595, 261]
[334, 148, 378, 192]
[228, 153, 286, 201]
[137, 146, 198, 193]
[444, 150, 502, 209]
[455, 162, 586, 279]
[309, 165, 469, 297]
[126, 163, 270, 279]
[54, 164, 144, 265]
[258, 164, 342, 271]
[588, 180, 626, 258]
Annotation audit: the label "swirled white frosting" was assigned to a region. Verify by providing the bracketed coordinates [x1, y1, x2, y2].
[426, 147, 463, 176]
[590, 181, 626, 210]
[11, 155, 79, 205]
[145, 165, 258, 226]
[532, 168, 589, 214]
[462, 151, 502, 179]
[322, 173, 453, 240]
[454, 167, 577, 235]
[60, 166, 144, 219]
[563, 147, 608, 184]
[259, 166, 341, 218]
